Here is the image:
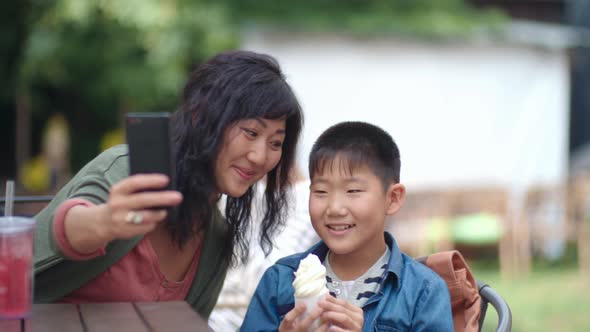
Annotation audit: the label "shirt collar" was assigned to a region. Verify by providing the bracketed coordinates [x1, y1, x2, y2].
[383, 232, 403, 284]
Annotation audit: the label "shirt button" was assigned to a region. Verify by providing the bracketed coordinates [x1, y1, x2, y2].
[334, 289, 342, 295]
[332, 281, 340, 287]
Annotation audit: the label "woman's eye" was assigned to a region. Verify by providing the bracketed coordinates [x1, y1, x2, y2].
[270, 141, 283, 150]
[313, 190, 327, 195]
[347, 189, 362, 194]
[242, 128, 257, 138]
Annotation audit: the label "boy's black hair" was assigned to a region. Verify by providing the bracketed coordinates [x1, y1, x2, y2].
[309, 121, 400, 189]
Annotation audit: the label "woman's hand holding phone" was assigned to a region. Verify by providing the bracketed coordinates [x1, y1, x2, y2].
[64, 174, 183, 254]
[100, 174, 183, 240]
[63, 113, 181, 254]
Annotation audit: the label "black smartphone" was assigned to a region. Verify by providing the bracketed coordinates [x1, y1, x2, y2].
[125, 112, 176, 191]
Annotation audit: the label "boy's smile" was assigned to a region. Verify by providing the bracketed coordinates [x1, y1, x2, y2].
[327, 224, 355, 232]
[309, 158, 405, 277]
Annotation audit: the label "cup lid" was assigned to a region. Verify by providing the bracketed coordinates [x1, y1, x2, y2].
[0, 216, 35, 234]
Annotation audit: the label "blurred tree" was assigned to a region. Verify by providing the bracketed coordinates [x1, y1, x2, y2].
[17, 0, 237, 172]
[0, 0, 53, 179]
[222, 0, 507, 38]
[4, 0, 505, 184]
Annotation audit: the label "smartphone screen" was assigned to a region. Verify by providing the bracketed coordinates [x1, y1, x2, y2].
[125, 112, 176, 191]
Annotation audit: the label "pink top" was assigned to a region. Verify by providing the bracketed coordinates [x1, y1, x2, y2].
[52, 199, 201, 303]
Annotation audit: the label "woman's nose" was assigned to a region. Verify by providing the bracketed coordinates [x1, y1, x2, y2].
[246, 141, 267, 166]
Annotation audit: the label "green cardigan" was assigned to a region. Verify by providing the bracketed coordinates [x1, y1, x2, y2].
[33, 145, 230, 318]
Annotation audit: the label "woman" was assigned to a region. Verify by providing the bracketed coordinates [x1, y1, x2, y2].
[33, 50, 303, 318]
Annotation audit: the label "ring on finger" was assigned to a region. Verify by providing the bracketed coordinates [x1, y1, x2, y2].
[125, 211, 144, 224]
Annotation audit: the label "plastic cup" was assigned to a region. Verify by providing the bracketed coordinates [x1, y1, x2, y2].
[0, 216, 35, 319]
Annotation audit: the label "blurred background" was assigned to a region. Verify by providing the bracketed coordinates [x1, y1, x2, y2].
[1, 0, 590, 330]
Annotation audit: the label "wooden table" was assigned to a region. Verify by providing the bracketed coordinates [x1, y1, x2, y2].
[0, 301, 213, 332]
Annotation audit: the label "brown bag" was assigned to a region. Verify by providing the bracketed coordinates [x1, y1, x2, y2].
[423, 251, 481, 332]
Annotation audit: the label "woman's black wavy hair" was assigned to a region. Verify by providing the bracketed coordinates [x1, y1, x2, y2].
[170, 50, 303, 266]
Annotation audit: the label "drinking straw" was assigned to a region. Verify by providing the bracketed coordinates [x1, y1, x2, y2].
[4, 180, 14, 217]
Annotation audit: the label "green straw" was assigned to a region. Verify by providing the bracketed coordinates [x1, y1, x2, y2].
[4, 180, 14, 217]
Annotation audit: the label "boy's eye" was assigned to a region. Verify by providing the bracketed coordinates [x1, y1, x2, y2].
[312, 190, 327, 195]
[347, 189, 362, 194]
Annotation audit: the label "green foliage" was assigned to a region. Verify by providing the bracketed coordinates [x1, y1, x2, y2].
[7, 0, 507, 173]
[472, 265, 590, 332]
[223, 0, 507, 39]
[18, 0, 238, 169]
[469, 243, 586, 331]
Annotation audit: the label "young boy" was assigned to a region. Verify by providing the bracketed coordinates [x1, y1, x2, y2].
[241, 122, 453, 331]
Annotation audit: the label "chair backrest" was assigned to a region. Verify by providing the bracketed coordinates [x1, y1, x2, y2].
[0, 195, 54, 216]
[476, 281, 512, 332]
[416, 251, 512, 332]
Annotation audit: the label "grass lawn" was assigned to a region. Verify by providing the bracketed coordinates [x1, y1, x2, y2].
[471, 262, 590, 331]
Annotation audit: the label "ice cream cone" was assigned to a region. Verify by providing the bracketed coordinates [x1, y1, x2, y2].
[292, 253, 329, 331]
[295, 290, 327, 330]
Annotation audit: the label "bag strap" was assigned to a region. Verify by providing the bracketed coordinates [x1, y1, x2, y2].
[423, 250, 482, 332]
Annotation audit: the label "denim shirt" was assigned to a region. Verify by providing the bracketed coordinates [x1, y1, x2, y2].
[240, 232, 454, 332]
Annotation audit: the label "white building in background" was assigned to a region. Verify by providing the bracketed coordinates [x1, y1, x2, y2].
[243, 27, 570, 194]
[209, 25, 581, 330]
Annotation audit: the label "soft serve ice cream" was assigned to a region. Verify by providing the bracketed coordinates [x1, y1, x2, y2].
[292, 253, 329, 328]
[293, 253, 328, 298]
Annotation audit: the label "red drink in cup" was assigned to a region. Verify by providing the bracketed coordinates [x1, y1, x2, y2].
[0, 216, 35, 319]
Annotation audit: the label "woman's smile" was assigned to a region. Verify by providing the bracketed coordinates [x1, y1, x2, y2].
[233, 165, 257, 181]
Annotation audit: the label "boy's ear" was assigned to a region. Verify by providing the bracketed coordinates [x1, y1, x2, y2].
[385, 183, 405, 215]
